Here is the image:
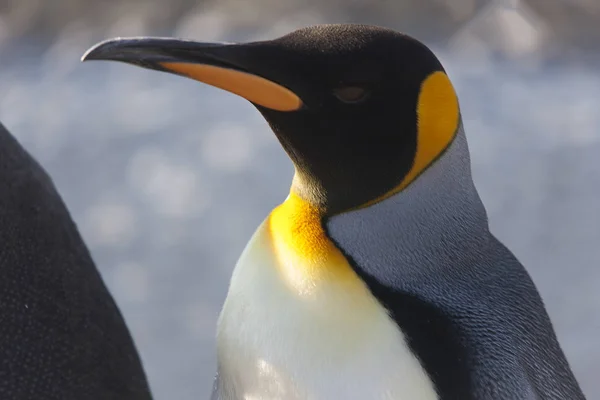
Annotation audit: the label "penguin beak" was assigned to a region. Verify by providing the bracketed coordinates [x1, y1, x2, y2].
[81, 37, 303, 112]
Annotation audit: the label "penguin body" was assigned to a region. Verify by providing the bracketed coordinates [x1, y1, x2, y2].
[0, 122, 152, 399]
[83, 24, 587, 400]
[215, 126, 582, 400]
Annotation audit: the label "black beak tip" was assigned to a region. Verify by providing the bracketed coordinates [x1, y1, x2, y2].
[81, 37, 150, 62]
[81, 38, 119, 62]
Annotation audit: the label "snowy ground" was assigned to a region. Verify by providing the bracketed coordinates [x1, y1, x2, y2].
[1, 42, 599, 399]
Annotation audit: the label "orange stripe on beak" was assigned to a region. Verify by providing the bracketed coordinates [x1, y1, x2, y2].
[160, 62, 303, 112]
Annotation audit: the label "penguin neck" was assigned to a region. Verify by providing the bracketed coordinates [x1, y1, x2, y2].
[325, 127, 491, 273]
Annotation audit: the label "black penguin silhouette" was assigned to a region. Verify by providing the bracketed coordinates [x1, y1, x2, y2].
[0, 122, 153, 400]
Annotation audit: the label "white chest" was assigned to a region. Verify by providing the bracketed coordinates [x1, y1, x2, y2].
[215, 221, 438, 400]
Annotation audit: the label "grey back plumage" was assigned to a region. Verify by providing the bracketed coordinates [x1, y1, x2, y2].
[327, 123, 586, 399]
[0, 122, 153, 400]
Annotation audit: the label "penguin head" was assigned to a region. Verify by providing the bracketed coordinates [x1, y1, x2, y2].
[83, 24, 460, 215]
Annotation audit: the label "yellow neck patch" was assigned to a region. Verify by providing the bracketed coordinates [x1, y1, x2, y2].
[268, 192, 361, 295]
[359, 71, 460, 209]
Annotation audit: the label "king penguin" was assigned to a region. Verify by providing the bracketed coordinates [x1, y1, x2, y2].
[0, 122, 153, 399]
[82, 24, 587, 400]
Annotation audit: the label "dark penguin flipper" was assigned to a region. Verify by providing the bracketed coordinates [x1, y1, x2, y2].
[0, 122, 153, 399]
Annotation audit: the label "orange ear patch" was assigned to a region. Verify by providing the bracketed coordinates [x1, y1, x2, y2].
[356, 71, 459, 209]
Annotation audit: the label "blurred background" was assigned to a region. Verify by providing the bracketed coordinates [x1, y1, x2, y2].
[1, 0, 599, 398]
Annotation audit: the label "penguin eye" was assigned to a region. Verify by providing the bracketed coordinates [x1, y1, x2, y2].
[333, 86, 370, 104]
